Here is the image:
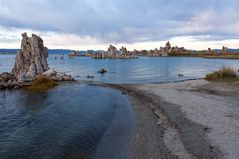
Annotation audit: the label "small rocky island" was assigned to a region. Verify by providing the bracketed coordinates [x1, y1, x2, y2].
[0, 33, 74, 89]
[92, 45, 137, 59]
[131, 41, 187, 57]
[67, 41, 239, 59]
[68, 45, 137, 59]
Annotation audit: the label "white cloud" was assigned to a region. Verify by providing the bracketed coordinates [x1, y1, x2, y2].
[0, 26, 239, 50]
[0, 0, 239, 49]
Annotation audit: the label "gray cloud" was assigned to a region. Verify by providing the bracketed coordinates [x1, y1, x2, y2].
[0, 0, 239, 43]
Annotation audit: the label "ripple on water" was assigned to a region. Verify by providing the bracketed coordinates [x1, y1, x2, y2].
[0, 84, 133, 159]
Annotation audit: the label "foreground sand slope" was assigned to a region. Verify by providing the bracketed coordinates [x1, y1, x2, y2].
[131, 80, 239, 159]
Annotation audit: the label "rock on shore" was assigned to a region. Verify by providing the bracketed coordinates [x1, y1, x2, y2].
[43, 69, 74, 81]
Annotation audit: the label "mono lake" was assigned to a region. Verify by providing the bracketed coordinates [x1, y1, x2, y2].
[0, 83, 133, 159]
[0, 54, 239, 159]
[1, 54, 239, 83]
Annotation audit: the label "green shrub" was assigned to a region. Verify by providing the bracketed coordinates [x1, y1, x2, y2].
[205, 67, 238, 81]
[27, 76, 58, 91]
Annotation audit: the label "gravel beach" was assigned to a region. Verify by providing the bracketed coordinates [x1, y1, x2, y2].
[102, 79, 239, 159]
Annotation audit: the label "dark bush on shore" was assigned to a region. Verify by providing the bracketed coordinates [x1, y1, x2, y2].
[27, 76, 58, 91]
[205, 67, 238, 81]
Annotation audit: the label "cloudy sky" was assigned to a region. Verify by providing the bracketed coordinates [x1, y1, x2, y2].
[0, 0, 239, 50]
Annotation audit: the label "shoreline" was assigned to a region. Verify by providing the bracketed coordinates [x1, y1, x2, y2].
[1, 76, 239, 158]
[92, 79, 239, 159]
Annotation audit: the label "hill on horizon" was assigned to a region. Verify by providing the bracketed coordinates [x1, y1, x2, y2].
[0, 49, 74, 54]
[1, 48, 239, 55]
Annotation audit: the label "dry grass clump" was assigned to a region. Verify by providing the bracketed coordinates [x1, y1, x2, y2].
[27, 76, 58, 91]
[205, 67, 238, 81]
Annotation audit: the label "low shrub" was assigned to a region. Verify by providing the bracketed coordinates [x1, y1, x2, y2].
[205, 67, 238, 81]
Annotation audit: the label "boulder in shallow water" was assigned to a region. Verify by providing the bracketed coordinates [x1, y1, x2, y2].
[178, 74, 184, 77]
[43, 69, 57, 77]
[98, 68, 107, 74]
[0, 72, 12, 83]
[86, 75, 95, 79]
[0, 72, 22, 89]
[43, 69, 74, 81]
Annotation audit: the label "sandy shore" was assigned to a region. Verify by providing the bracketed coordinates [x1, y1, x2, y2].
[97, 79, 239, 159]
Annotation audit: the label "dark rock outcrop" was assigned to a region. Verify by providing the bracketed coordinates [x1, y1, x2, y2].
[98, 68, 107, 74]
[86, 75, 95, 79]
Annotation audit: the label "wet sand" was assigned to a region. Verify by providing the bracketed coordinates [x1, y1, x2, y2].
[97, 79, 239, 159]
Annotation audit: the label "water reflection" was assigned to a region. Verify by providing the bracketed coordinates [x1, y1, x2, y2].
[0, 84, 133, 159]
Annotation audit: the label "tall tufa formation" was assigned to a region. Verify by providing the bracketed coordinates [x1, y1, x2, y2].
[12, 33, 49, 82]
[1, 33, 74, 89]
[108, 45, 117, 54]
[222, 46, 228, 53]
[120, 46, 128, 54]
[165, 41, 171, 50]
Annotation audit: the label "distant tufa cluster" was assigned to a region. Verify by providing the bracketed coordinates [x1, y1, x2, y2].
[132, 41, 187, 57]
[92, 45, 137, 59]
[68, 41, 188, 59]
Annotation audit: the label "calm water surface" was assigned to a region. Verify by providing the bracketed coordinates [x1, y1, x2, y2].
[0, 84, 133, 159]
[1, 54, 239, 159]
[1, 54, 239, 83]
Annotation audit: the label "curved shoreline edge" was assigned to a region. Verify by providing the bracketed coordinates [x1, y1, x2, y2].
[90, 79, 239, 159]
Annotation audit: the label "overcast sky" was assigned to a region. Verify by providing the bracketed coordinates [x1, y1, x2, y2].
[0, 0, 239, 50]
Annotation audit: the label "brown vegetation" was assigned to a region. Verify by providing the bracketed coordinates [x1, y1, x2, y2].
[27, 76, 58, 91]
[205, 67, 238, 81]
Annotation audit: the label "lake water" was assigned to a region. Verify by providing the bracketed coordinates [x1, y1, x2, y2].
[1, 54, 239, 83]
[0, 83, 133, 159]
[1, 54, 239, 159]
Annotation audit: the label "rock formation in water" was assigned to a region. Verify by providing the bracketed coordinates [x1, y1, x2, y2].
[93, 45, 137, 59]
[12, 33, 49, 82]
[0, 33, 74, 89]
[165, 41, 171, 50]
[108, 45, 117, 55]
[132, 41, 187, 57]
[120, 46, 128, 54]
[68, 51, 80, 57]
[43, 69, 74, 81]
[222, 46, 228, 53]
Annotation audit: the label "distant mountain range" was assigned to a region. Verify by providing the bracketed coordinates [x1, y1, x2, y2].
[0, 49, 100, 55]
[0, 49, 74, 54]
[1, 48, 239, 54]
[0, 49, 18, 54]
[213, 49, 239, 53]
